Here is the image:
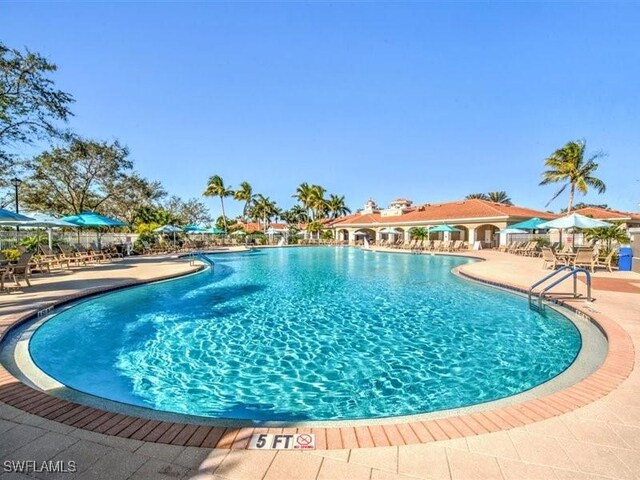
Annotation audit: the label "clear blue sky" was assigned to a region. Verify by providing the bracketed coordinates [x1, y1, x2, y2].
[2, 2, 639, 218]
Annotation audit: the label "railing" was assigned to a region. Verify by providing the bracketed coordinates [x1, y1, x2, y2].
[528, 266, 592, 312]
[189, 251, 215, 268]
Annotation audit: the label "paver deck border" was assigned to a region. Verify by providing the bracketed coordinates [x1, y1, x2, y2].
[0, 251, 634, 450]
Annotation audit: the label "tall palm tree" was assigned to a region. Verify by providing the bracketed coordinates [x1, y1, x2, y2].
[203, 175, 233, 231]
[250, 194, 280, 231]
[289, 204, 309, 224]
[293, 182, 314, 219]
[326, 194, 351, 219]
[465, 193, 489, 200]
[308, 184, 327, 220]
[486, 191, 513, 205]
[233, 181, 254, 221]
[540, 140, 607, 213]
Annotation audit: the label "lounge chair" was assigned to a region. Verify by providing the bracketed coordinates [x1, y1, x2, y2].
[58, 244, 89, 266]
[39, 245, 71, 270]
[573, 248, 596, 273]
[541, 247, 562, 270]
[595, 250, 616, 272]
[6, 252, 33, 287]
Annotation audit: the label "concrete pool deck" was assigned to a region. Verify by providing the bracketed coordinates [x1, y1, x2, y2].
[0, 249, 638, 479]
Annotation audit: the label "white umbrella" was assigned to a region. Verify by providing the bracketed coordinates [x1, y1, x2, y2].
[23, 212, 78, 250]
[380, 227, 400, 234]
[538, 213, 612, 247]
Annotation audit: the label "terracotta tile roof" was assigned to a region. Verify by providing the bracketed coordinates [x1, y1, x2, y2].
[571, 207, 640, 221]
[237, 222, 288, 233]
[330, 199, 557, 227]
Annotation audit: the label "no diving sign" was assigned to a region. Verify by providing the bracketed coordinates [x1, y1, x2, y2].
[248, 433, 316, 450]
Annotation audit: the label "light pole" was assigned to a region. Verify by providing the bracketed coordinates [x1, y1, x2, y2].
[10, 177, 22, 242]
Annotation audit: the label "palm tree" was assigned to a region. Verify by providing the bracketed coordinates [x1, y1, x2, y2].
[326, 194, 351, 219]
[203, 175, 233, 231]
[465, 193, 489, 200]
[486, 191, 513, 205]
[233, 181, 254, 221]
[293, 182, 313, 219]
[250, 194, 280, 231]
[308, 184, 327, 219]
[540, 140, 607, 213]
[410, 227, 429, 240]
[289, 205, 309, 224]
[584, 224, 630, 251]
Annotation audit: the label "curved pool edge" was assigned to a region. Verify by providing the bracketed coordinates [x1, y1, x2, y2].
[0, 248, 634, 450]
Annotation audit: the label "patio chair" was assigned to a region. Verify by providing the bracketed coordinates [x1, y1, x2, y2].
[572, 248, 596, 273]
[6, 252, 33, 287]
[39, 245, 71, 270]
[541, 247, 563, 270]
[58, 244, 89, 266]
[595, 249, 616, 272]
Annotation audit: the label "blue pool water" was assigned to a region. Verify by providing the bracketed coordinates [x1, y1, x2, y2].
[27, 248, 581, 421]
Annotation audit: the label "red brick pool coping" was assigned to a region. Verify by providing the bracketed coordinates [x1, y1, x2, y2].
[0, 257, 634, 450]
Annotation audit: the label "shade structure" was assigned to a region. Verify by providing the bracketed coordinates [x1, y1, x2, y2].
[380, 227, 401, 234]
[266, 227, 287, 235]
[22, 212, 78, 250]
[537, 214, 612, 230]
[538, 213, 612, 248]
[508, 217, 549, 231]
[501, 228, 528, 234]
[153, 225, 182, 233]
[428, 224, 461, 233]
[61, 212, 127, 227]
[183, 224, 206, 233]
[230, 230, 246, 236]
[60, 212, 126, 249]
[22, 212, 78, 228]
[0, 209, 35, 224]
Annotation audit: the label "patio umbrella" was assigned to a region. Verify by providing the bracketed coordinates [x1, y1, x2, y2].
[154, 225, 182, 246]
[22, 212, 78, 250]
[183, 224, 206, 233]
[508, 217, 549, 231]
[61, 212, 127, 248]
[204, 227, 224, 235]
[0, 209, 36, 224]
[0, 209, 36, 247]
[380, 227, 400, 234]
[500, 228, 527, 234]
[230, 230, 246, 236]
[428, 224, 461, 233]
[538, 214, 612, 247]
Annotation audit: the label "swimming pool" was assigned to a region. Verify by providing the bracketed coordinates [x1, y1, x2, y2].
[23, 248, 581, 421]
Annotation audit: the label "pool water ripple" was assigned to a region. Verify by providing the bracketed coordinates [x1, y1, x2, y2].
[27, 248, 581, 421]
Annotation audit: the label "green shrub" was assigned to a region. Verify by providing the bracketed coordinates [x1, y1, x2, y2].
[0, 248, 21, 261]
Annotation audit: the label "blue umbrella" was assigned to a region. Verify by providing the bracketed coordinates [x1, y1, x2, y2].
[0, 209, 35, 224]
[428, 224, 461, 233]
[22, 212, 78, 250]
[183, 224, 206, 233]
[61, 212, 127, 248]
[204, 227, 225, 235]
[508, 217, 550, 231]
[61, 212, 127, 227]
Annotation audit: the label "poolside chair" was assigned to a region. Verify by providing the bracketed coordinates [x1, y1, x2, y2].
[541, 247, 562, 270]
[6, 252, 33, 287]
[572, 248, 596, 273]
[595, 249, 616, 272]
[58, 244, 89, 266]
[432, 240, 441, 252]
[39, 245, 71, 270]
[74, 244, 102, 263]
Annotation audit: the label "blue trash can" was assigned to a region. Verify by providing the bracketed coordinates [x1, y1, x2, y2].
[618, 247, 632, 271]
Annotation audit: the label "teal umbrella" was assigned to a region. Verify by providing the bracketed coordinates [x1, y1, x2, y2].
[61, 212, 127, 248]
[61, 212, 127, 227]
[508, 217, 548, 231]
[154, 225, 182, 246]
[183, 224, 206, 233]
[428, 224, 461, 233]
[204, 227, 224, 235]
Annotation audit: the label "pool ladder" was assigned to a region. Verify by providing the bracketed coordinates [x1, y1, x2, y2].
[189, 251, 215, 268]
[528, 266, 592, 312]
